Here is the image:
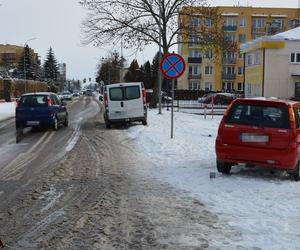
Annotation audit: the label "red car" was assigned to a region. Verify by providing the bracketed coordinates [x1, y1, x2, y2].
[215, 98, 300, 181]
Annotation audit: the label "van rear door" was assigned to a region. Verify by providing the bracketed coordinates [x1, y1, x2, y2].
[221, 102, 291, 150]
[124, 84, 144, 118]
[108, 86, 126, 120]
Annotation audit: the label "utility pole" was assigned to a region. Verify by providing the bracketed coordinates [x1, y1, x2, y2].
[120, 36, 123, 82]
[158, 4, 162, 114]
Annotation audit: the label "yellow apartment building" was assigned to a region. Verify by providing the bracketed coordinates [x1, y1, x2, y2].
[178, 6, 300, 92]
[0, 44, 38, 69]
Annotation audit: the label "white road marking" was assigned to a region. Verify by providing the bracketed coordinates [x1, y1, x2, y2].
[66, 125, 81, 152]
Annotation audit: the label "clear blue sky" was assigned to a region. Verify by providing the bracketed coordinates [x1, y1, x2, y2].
[0, 0, 298, 81]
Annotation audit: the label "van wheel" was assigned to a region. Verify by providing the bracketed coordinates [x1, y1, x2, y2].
[292, 162, 300, 181]
[217, 160, 231, 174]
[53, 118, 58, 131]
[142, 120, 147, 126]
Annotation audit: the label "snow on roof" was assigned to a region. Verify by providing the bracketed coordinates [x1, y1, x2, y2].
[241, 26, 300, 52]
[272, 26, 300, 41]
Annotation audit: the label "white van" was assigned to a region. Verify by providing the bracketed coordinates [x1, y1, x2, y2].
[103, 82, 147, 128]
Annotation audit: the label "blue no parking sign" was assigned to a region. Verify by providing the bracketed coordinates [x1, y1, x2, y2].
[160, 53, 186, 80]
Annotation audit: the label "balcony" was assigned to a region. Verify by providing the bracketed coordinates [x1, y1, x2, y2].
[267, 26, 285, 35]
[188, 74, 202, 80]
[252, 26, 267, 34]
[223, 25, 237, 32]
[222, 58, 237, 65]
[222, 73, 236, 80]
[188, 57, 202, 64]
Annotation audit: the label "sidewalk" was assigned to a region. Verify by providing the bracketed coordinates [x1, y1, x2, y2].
[0, 102, 16, 122]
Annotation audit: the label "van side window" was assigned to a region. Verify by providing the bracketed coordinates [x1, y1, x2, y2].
[125, 86, 140, 100]
[294, 108, 300, 128]
[110, 87, 123, 101]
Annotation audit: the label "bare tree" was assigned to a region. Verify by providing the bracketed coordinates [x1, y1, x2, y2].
[79, 0, 236, 54]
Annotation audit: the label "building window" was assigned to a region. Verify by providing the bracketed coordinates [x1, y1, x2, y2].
[205, 82, 213, 91]
[223, 51, 235, 59]
[291, 53, 300, 63]
[222, 82, 234, 91]
[272, 19, 284, 28]
[189, 49, 201, 57]
[247, 54, 253, 65]
[190, 16, 201, 27]
[224, 17, 236, 27]
[239, 52, 244, 59]
[206, 18, 213, 27]
[205, 66, 213, 75]
[238, 67, 244, 75]
[238, 82, 245, 91]
[254, 52, 261, 64]
[239, 34, 246, 43]
[205, 48, 213, 59]
[240, 17, 247, 27]
[223, 66, 235, 74]
[252, 18, 265, 28]
[189, 65, 200, 75]
[225, 33, 236, 42]
[189, 82, 200, 90]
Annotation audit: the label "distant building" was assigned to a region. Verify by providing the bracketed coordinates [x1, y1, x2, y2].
[0, 44, 38, 69]
[241, 26, 300, 99]
[178, 6, 300, 92]
[58, 63, 66, 83]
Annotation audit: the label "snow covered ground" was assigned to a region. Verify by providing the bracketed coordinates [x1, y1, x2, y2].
[0, 102, 15, 121]
[127, 108, 300, 250]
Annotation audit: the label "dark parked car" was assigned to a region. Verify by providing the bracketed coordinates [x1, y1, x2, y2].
[198, 93, 237, 105]
[15, 92, 68, 132]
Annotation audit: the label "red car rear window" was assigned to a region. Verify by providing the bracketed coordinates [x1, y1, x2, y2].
[225, 104, 290, 129]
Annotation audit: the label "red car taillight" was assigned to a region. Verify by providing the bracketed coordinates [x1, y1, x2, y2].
[47, 97, 52, 107]
[288, 106, 296, 129]
[104, 92, 108, 107]
[16, 100, 20, 108]
[142, 87, 147, 105]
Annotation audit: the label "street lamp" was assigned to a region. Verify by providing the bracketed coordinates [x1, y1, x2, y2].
[23, 37, 36, 92]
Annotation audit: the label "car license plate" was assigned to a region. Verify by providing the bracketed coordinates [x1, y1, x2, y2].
[26, 121, 40, 126]
[240, 133, 269, 143]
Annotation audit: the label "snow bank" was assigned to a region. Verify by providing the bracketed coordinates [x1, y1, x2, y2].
[0, 102, 16, 121]
[127, 109, 300, 250]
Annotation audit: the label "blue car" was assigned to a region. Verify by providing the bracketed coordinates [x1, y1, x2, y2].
[16, 92, 68, 131]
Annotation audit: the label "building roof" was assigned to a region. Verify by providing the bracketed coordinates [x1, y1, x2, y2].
[272, 26, 300, 40]
[241, 26, 300, 53]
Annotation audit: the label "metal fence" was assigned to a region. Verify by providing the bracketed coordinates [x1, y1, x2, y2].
[162, 100, 227, 115]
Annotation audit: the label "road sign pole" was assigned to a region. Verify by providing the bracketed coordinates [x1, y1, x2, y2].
[160, 53, 186, 140]
[171, 79, 174, 139]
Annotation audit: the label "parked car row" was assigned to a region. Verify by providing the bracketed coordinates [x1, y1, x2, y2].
[56, 90, 88, 100]
[198, 92, 239, 105]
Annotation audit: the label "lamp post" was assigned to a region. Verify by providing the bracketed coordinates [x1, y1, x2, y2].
[23, 37, 36, 93]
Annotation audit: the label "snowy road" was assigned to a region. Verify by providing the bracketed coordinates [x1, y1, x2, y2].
[1, 99, 300, 249]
